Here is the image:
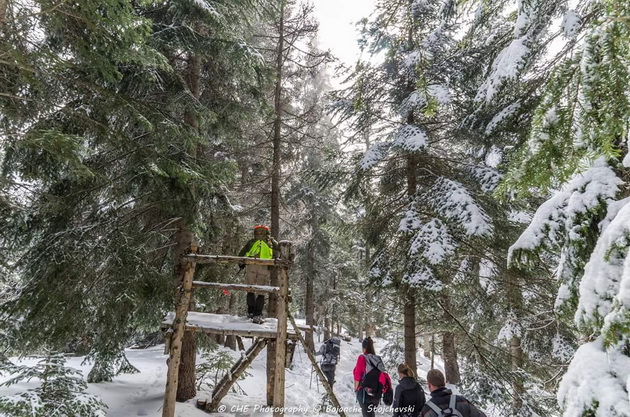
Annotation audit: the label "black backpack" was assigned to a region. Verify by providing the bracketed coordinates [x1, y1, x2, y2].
[359, 354, 391, 403]
[425, 395, 464, 417]
[321, 338, 340, 365]
[382, 378, 393, 406]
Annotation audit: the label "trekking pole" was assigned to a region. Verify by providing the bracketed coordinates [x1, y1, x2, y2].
[309, 365, 314, 389]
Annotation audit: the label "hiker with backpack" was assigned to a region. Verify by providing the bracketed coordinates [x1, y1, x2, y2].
[392, 363, 426, 417]
[420, 369, 486, 417]
[315, 337, 341, 387]
[353, 337, 393, 417]
[238, 225, 278, 324]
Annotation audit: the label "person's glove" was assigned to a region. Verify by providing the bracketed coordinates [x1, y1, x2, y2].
[239, 263, 245, 270]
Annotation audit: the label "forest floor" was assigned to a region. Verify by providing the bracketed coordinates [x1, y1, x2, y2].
[1, 335, 446, 416]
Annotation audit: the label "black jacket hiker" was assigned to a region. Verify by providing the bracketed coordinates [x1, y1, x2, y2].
[393, 376, 426, 417]
[420, 387, 487, 417]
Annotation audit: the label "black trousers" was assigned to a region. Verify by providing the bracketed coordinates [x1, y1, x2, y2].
[247, 292, 265, 316]
[322, 367, 335, 387]
[357, 390, 378, 417]
[360, 402, 376, 417]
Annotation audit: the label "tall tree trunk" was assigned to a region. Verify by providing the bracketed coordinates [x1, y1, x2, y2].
[430, 334, 435, 369]
[511, 335, 524, 409]
[403, 3, 419, 366]
[174, 221, 196, 401]
[507, 269, 524, 409]
[0, 0, 6, 26]
[440, 278, 460, 384]
[324, 315, 331, 340]
[305, 240, 315, 352]
[267, 2, 284, 405]
[403, 287, 417, 376]
[177, 51, 201, 402]
[176, 331, 196, 401]
[404, 94, 418, 374]
[442, 331, 460, 384]
[423, 334, 431, 358]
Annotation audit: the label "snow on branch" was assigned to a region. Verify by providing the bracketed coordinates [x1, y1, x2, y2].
[558, 337, 630, 417]
[508, 158, 622, 266]
[404, 264, 443, 291]
[575, 199, 630, 328]
[360, 142, 392, 170]
[427, 177, 493, 237]
[469, 165, 503, 193]
[485, 101, 521, 135]
[392, 125, 427, 152]
[475, 37, 531, 103]
[398, 203, 422, 233]
[427, 84, 451, 105]
[398, 91, 426, 117]
[409, 218, 456, 265]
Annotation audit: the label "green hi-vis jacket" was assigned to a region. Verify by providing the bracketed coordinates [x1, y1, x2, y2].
[239, 237, 279, 260]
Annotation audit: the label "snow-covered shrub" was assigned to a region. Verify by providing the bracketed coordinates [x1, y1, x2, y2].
[0, 352, 106, 417]
[196, 348, 250, 394]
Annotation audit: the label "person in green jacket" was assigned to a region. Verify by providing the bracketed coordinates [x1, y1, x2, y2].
[238, 225, 278, 324]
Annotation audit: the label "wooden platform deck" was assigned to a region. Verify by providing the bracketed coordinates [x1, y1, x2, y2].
[162, 312, 308, 339]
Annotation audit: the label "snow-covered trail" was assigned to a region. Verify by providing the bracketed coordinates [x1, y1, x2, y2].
[1, 336, 441, 416]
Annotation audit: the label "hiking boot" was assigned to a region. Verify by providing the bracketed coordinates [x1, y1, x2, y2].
[252, 315, 264, 324]
[247, 312, 254, 319]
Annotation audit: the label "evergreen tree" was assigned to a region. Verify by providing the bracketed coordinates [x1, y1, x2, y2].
[0, 352, 107, 417]
[502, 0, 630, 414]
[0, 0, 267, 389]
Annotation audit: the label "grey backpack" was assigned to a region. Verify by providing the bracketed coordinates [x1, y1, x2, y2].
[425, 395, 464, 417]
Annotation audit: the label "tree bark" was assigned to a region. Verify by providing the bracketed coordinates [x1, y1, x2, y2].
[507, 268, 524, 410]
[440, 266, 460, 384]
[176, 331, 196, 401]
[423, 334, 431, 358]
[403, 287, 417, 376]
[267, 2, 285, 405]
[442, 331, 460, 384]
[0, 0, 6, 26]
[176, 49, 201, 402]
[305, 240, 315, 352]
[511, 335, 524, 409]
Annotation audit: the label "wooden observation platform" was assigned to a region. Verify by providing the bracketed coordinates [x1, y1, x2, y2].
[161, 241, 346, 417]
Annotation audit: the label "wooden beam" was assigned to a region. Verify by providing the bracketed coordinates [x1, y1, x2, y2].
[162, 258, 197, 417]
[184, 254, 277, 266]
[203, 338, 268, 412]
[192, 281, 280, 294]
[180, 324, 294, 339]
[161, 312, 303, 340]
[288, 312, 346, 417]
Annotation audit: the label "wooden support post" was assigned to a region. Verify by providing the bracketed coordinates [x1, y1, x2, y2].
[272, 263, 289, 416]
[288, 312, 346, 417]
[236, 336, 245, 352]
[162, 257, 197, 417]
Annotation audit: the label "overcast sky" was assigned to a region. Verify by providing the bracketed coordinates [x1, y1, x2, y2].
[313, 0, 376, 67]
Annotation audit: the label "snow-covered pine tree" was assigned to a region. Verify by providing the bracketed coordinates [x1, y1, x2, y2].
[440, 0, 583, 413]
[0, 0, 267, 390]
[501, 0, 630, 414]
[0, 352, 107, 417]
[332, 0, 495, 384]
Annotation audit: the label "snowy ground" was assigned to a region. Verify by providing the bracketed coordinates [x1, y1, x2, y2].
[1, 336, 445, 416]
